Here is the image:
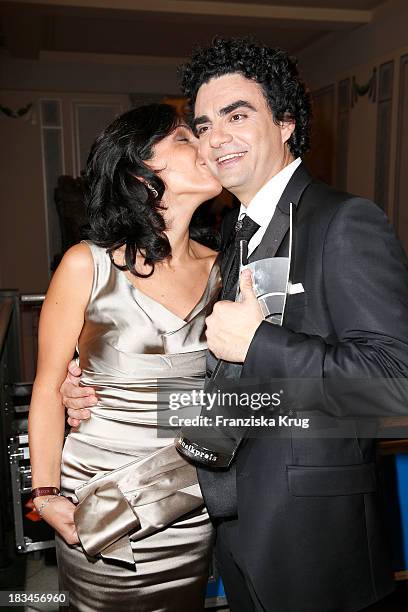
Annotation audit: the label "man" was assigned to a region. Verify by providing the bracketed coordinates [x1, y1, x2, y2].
[62, 38, 408, 611]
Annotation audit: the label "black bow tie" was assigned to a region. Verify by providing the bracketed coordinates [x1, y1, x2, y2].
[234, 214, 260, 243]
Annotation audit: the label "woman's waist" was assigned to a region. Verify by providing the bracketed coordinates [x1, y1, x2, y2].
[79, 365, 205, 410]
[70, 404, 179, 441]
[78, 348, 207, 380]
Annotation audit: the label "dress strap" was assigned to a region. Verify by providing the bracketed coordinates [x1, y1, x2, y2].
[80, 240, 114, 307]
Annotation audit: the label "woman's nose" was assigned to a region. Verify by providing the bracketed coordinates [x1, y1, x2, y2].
[190, 137, 199, 150]
[197, 150, 207, 166]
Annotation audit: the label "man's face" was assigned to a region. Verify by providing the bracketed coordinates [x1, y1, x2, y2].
[194, 73, 295, 205]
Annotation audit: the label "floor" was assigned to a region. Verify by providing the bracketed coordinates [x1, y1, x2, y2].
[1, 537, 407, 611]
[22, 554, 60, 612]
[0, 536, 230, 611]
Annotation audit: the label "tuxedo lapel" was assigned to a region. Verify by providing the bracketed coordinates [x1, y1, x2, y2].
[251, 206, 290, 261]
[221, 248, 237, 299]
[249, 162, 313, 262]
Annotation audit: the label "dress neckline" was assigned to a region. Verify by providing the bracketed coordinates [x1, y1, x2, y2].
[116, 255, 221, 324]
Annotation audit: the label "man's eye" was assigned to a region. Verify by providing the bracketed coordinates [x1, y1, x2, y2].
[197, 126, 208, 136]
[231, 113, 245, 122]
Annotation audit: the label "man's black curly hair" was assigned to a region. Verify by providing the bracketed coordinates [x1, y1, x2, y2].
[180, 37, 312, 157]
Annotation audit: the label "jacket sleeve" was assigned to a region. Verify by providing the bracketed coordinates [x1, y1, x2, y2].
[241, 197, 408, 418]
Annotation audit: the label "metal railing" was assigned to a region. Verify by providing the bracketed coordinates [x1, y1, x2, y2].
[0, 290, 22, 566]
[0, 292, 50, 561]
[20, 295, 46, 304]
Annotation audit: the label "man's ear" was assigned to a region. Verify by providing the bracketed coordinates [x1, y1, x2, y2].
[280, 119, 296, 145]
[278, 112, 296, 144]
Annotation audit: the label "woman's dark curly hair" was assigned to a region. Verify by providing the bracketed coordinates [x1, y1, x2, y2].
[86, 103, 217, 277]
[180, 37, 312, 157]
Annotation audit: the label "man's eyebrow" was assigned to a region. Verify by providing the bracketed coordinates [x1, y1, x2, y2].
[193, 100, 256, 128]
[193, 114, 210, 128]
[219, 100, 256, 116]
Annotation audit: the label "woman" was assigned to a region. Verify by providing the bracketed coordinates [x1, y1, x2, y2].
[28, 104, 222, 611]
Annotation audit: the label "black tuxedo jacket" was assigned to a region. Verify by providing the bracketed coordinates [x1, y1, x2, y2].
[198, 163, 408, 611]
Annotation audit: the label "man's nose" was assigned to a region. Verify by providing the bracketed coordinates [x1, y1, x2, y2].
[209, 123, 232, 148]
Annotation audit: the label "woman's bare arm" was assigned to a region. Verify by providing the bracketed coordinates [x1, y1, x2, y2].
[28, 243, 93, 541]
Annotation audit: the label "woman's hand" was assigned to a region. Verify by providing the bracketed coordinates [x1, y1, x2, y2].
[33, 496, 79, 545]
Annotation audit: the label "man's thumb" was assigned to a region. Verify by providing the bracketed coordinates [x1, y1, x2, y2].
[239, 269, 256, 300]
[68, 359, 81, 376]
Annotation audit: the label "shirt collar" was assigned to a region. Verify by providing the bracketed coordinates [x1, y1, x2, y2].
[238, 157, 302, 227]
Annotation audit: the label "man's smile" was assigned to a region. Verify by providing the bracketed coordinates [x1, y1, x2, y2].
[216, 151, 247, 166]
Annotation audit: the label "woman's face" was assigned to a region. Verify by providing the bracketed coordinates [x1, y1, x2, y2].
[147, 124, 222, 208]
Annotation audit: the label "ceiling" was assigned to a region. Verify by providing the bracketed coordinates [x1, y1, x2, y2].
[0, 0, 388, 61]
[185, 0, 380, 7]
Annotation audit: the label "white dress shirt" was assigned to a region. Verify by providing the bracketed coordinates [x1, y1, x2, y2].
[238, 157, 301, 257]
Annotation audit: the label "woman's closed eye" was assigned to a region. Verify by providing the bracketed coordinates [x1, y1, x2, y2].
[175, 125, 195, 143]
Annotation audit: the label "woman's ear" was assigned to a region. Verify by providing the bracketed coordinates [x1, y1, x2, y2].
[133, 175, 159, 198]
[145, 183, 159, 198]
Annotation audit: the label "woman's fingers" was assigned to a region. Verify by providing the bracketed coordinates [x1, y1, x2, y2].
[38, 497, 80, 544]
[61, 524, 80, 545]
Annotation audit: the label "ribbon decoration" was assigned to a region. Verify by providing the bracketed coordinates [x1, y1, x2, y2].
[0, 102, 33, 119]
[351, 68, 377, 108]
[74, 444, 203, 568]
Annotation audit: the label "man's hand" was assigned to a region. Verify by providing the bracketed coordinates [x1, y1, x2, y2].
[60, 360, 97, 427]
[205, 269, 263, 362]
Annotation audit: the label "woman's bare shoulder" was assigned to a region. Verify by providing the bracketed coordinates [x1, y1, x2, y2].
[49, 243, 94, 303]
[59, 242, 94, 274]
[43, 243, 94, 311]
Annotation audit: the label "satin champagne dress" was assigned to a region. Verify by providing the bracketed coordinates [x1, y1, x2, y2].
[55, 241, 221, 612]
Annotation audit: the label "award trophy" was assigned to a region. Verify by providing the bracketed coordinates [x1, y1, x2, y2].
[175, 206, 294, 468]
